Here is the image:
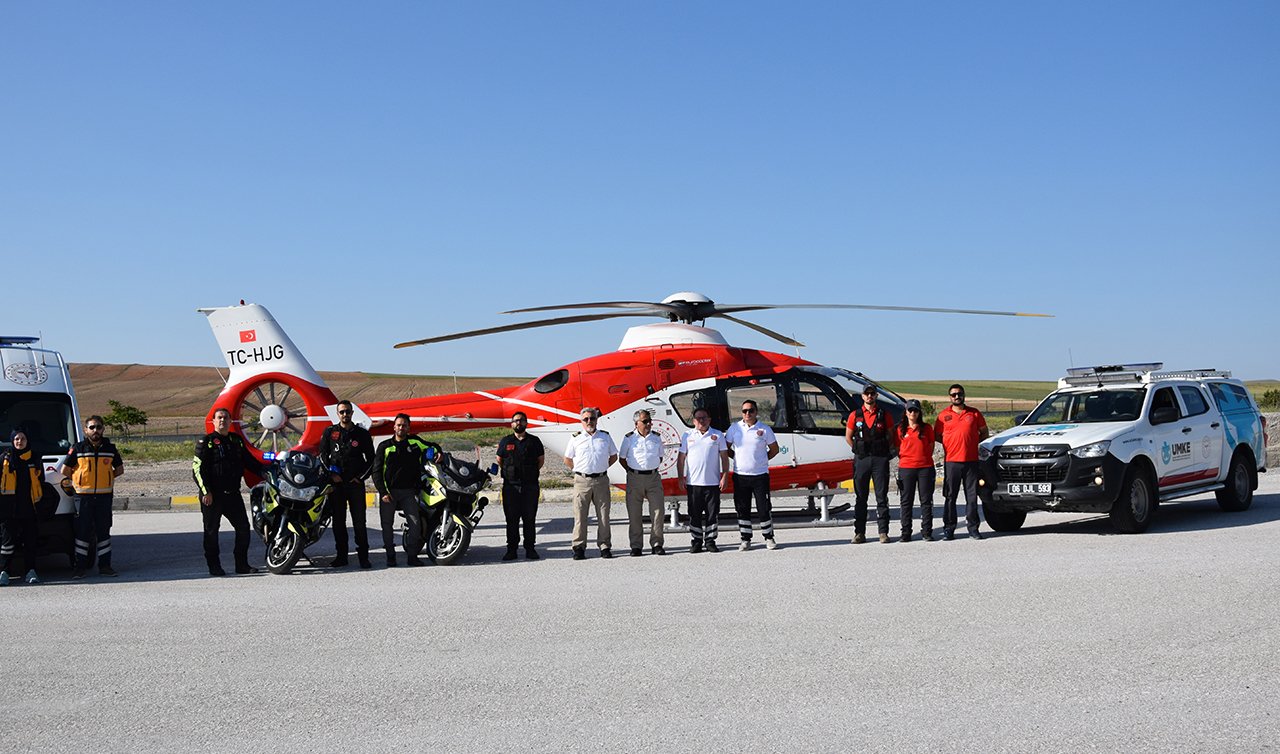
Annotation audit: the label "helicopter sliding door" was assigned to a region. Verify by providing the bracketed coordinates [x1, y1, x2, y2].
[778, 370, 855, 469]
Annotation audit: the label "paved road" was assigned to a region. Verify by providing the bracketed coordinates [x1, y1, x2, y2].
[4, 474, 1279, 753]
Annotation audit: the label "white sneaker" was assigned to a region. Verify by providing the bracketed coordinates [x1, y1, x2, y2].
[765, 538, 778, 550]
[738, 540, 750, 551]
[25, 570, 39, 585]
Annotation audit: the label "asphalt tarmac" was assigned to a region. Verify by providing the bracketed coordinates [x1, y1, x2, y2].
[4, 474, 1279, 753]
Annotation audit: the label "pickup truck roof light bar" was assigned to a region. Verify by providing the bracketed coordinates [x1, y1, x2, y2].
[1144, 369, 1232, 382]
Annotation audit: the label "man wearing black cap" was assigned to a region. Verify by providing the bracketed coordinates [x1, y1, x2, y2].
[845, 385, 899, 544]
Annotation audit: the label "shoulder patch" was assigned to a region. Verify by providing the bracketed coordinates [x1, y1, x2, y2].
[625, 431, 635, 437]
[572, 431, 582, 437]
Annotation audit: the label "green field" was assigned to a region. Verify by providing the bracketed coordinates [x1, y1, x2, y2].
[881, 380, 1057, 401]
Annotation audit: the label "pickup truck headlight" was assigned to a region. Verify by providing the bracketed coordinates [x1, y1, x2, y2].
[978, 445, 992, 461]
[1069, 440, 1112, 459]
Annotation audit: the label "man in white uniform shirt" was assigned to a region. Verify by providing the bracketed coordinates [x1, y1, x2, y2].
[564, 406, 618, 560]
[619, 409, 666, 557]
[676, 407, 729, 554]
[725, 399, 781, 551]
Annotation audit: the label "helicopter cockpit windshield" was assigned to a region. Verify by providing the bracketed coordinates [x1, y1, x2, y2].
[793, 367, 905, 433]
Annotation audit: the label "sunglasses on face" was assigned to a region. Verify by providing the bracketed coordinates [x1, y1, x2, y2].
[950, 393, 964, 398]
[582, 417, 597, 422]
[87, 425, 103, 430]
[638, 419, 652, 424]
[742, 408, 757, 414]
[907, 408, 921, 413]
[338, 410, 352, 415]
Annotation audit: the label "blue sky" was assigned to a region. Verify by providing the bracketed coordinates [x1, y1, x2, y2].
[4, 2, 1277, 382]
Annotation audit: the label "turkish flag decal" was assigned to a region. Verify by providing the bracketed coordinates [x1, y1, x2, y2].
[239, 330, 257, 343]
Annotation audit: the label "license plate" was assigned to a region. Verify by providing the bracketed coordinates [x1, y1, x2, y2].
[1007, 483, 1052, 495]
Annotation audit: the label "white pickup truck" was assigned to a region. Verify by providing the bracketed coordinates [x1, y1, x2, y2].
[977, 364, 1269, 533]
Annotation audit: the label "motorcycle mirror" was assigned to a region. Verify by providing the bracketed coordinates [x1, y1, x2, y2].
[425, 447, 437, 461]
[488, 463, 499, 476]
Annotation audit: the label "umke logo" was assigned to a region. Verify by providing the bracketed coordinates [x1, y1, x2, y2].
[239, 330, 257, 343]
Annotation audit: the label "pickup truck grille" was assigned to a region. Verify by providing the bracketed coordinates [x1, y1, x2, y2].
[997, 464, 1068, 483]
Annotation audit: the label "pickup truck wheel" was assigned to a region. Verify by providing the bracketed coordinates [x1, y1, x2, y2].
[1110, 466, 1154, 533]
[982, 502, 1026, 532]
[1215, 454, 1254, 512]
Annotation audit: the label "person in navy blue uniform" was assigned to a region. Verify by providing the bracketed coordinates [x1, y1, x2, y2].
[319, 400, 376, 569]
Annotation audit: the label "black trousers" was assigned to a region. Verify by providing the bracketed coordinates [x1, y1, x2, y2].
[686, 485, 721, 542]
[853, 455, 891, 536]
[502, 482, 539, 549]
[74, 493, 113, 569]
[0, 516, 38, 574]
[942, 460, 981, 533]
[380, 489, 422, 558]
[898, 466, 936, 536]
[732, 473, 773, 541]
[329, 480, 369, 562]
[202, 490, 252, 571]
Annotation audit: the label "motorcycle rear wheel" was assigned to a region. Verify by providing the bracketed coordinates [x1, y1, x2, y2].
[265, 527, 304, 574]
[427, 523, 471, 565]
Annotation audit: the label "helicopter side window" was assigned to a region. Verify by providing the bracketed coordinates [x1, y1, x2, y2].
[788, 375, 846, 434]
[671, 390, 716, 428]
[533, 369, 569, 394]
[725, 384, 784, 428]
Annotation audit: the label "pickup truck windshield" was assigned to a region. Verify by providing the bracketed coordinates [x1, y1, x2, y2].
[1025, 388, 1147, 425]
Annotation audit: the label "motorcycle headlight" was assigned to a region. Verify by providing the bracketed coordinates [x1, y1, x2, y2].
[978, 445, 992, 461]
[1069, 440, 1112, 459]
[277, 479, 319, 499]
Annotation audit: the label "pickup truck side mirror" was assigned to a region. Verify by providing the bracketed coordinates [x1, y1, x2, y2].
[1150, 406, 1179, 425]
[1013, 413, 1028, 425]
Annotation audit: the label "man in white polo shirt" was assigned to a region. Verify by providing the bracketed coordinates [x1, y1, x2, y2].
[564, 406, 618, 560]
[676, 407, 729, 554]
[725, 399, 781, 551]
[619, 408, 666, 557]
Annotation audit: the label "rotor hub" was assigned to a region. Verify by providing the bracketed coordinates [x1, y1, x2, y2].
[259, 404, 288, 431]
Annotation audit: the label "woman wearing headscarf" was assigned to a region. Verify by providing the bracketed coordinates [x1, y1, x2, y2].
[1, 429, 45, 585]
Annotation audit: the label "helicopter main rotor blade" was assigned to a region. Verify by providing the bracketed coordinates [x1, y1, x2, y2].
[393, 311, 657, 348]
[712, 304, 1053, 318]
[717, 314, 806, 348]
[503, 301, 684, 316]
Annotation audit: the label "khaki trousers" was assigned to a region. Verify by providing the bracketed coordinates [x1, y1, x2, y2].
[571, 474, 612, 551]
[625, 471, 665, 549]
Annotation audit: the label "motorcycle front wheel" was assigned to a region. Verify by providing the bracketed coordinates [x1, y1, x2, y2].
[265, 525, 304, 574]
[427, 522, 471, 565]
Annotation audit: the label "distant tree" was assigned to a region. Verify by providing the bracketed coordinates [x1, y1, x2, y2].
[105, 400, 149, 440]
[1260, 390, 1280, 411]
[920, 399, 936, 416]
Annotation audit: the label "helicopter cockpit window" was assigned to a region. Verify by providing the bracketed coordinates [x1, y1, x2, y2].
[789, 374, 846, 433]
[725, 384, 785, 428]
[533, 369, 569, 394]
[671, 390, 714, 428]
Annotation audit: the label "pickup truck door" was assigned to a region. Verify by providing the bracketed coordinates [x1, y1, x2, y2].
[1177, 384, 1223, 484]
[1148, 386, 1198, 490]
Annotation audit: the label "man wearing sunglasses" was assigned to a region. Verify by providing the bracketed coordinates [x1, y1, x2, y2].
[845, 385, 899, 544]
[725, 399, 780, 551]
[619, 409, 666, 556]
[564, 407, 618, 560]
[60, 415, 125, 578]
[934, 384, 990, 540]
[319, 399, 375, 569]
[677, 407, 729, 553]
[496, 411, 545, 561]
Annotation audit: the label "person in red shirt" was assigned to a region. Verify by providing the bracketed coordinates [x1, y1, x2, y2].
[896, 399, 936, 542]
[845, 385, 899, 544]
[933, 384, 990, 540]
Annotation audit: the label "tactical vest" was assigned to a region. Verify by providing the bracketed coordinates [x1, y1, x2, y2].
[851, 407, 891, 458]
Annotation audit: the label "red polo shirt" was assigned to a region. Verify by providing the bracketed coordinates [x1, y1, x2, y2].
[933, 406, 987, 463]
[897, 423, 936, 469]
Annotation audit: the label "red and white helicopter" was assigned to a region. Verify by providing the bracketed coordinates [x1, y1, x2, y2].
[200, 294, 1046, 504]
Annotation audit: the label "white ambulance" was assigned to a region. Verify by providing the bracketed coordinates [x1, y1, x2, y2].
[1, 336, 82, 561]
